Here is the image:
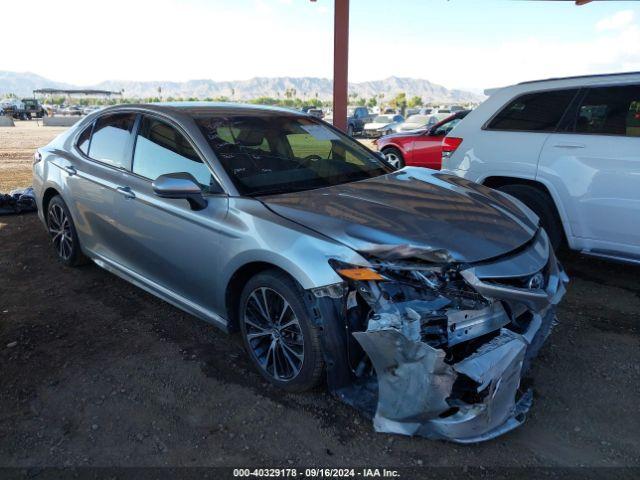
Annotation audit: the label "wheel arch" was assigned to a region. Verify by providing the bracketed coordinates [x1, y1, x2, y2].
[481, 175, 573, 245]
[380, 143, 406, 159]
[42, 186, 62, 216]
[224, 261, 299, 333]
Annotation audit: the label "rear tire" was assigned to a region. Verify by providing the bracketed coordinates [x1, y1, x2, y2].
[47, 196, 88, 267]
[381, 147, 405, 169]
[497, 184, 564, 252]
[239, 270, 324, 392]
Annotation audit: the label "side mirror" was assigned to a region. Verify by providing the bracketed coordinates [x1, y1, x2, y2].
[152, 172, 207, 211]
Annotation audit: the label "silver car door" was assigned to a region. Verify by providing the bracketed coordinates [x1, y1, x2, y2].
[60, 112, 137, 264]
[114, 114, 229, 321]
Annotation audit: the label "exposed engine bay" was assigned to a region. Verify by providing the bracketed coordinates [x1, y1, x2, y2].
[311, 228, 568, 443]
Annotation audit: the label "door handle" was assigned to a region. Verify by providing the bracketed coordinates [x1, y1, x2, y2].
[62, 165, 77, 175]
[554, 143, 585, 149]
[116, 186, 136, 199]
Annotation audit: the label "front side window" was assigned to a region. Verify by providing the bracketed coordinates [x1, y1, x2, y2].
[133, 116, 214, 191]
[487, 89, 578, 132]
[573, 85, 640, 137]
[196, 115, 390, 196]
[88, 113, 137, 168]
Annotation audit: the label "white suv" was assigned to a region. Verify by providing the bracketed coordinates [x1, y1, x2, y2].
[442, 72, 640, 264]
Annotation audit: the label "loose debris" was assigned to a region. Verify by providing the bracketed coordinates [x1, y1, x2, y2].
[0, 187, 37, 215]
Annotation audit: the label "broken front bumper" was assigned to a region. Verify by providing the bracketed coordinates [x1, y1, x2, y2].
[335, 229, 568, 443]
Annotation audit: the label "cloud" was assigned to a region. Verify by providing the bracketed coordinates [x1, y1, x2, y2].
[351, 8, 640, 89]
[596, 10, 634, 32]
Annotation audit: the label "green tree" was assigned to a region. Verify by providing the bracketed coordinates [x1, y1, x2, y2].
[366, 97, 377, 108]
[408, 96, 423, 108]
[390, 92, 407, 115]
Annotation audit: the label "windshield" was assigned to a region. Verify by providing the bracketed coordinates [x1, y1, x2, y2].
[405, 115, 429, 124]
[373, 115, 393, 123]
[195, 114, 391, 196]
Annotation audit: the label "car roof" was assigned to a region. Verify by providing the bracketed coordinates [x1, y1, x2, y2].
[485, 71, 640, 96]
[98, 101, 305, 117]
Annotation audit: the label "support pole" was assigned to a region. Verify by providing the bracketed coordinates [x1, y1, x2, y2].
[333, 0, 349, 132]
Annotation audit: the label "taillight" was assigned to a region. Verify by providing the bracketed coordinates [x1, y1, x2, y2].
[441, 137, 462, 162]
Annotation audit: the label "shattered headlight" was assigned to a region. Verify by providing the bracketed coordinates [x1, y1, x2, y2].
[329, 259, 447, 289]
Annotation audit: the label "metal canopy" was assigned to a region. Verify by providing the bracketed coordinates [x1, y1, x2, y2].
[33, 89, 121, 97]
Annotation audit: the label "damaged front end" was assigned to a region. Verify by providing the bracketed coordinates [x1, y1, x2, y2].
[313, 228, 568, 443]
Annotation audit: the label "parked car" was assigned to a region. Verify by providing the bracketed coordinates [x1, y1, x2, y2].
[61, 105, 83, 116]
[82, 105, 102, 115]
[375, 110, 470, 169]
[442, 71, 640, 260]
[325, 106, 374, 136]
[33, 102, 566, 443]
[0, 98, 45, 119]
[393, 112, 450, 133]
[306, 108, 324, 119]
[362, 114, 404, 138]
[394, 114, 432, 132]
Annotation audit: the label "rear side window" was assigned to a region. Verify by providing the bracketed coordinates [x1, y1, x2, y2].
[573, 85, 640, 137]
[77, 123, 92, 155]
[88, 113, 137, 168]
[132, 116, 214, 191]
[487, 89, 578, 132]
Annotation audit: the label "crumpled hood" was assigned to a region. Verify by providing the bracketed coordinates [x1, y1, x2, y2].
[262, 168, 539, 264]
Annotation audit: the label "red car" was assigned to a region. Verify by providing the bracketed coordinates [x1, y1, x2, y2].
[374, 110, 470, 169]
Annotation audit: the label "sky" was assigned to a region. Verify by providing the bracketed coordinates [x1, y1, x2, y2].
[3, 0, 640, 92]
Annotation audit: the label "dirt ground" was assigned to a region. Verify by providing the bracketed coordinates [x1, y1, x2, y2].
[0, 121, 67, 192]
[0, 122, 638, 470]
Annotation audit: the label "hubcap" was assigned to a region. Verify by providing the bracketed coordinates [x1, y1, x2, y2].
[385, 152, 401, 168]
[243, 287, 304, 381]
[48, 204, 73, 260]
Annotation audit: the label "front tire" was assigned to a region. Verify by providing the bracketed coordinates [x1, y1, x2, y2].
[239, 270, 324, 392]
[47, 195, 88, 267]
[497, 184, 565, 252]
[347, 124, 354, 137]
[382, 147, 405, 169]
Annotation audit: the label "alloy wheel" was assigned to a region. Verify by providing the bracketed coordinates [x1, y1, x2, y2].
[48, 204, 73, 260]
[243, 287, 305, 381]
[385, 151, 401, 168]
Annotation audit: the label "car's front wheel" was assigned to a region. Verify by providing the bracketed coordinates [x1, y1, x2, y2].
[239, 270, 324, 392]
[382, 147, 405, 169]
[47, 195, 88, 267]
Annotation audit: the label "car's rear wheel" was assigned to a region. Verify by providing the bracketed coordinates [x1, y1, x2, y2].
[239, 270, 324, 392]
[382, 147, 405, 169]
[497, 184, 565, 252]
[47, 195, 88, 267]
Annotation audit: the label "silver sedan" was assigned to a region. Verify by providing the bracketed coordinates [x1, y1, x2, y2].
[32, 103, 567, 443]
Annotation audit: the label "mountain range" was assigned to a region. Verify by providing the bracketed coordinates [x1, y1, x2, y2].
[0, 71, 484, 104]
